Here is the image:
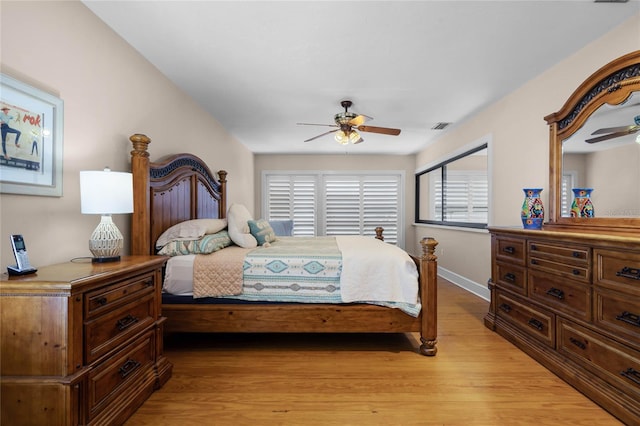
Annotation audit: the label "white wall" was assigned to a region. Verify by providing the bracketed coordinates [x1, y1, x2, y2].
[0, 1, 254, 268]
[414, 14, 640, 299]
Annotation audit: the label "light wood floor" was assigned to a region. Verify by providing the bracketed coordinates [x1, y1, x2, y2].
[125, 279, 623, 426]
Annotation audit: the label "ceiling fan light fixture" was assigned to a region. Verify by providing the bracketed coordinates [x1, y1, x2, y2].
[335, 130, 349, 145]
[348, 130, 361, 144]
[335, 129, 361, 145]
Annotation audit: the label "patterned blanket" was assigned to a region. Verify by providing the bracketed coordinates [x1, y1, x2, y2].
[239, 236, 343, 303]
[191, 236, 420, 316]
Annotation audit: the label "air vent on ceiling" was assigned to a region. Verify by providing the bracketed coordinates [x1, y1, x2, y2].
[431, 122, 451, 130]
[594, 0, 628, 3]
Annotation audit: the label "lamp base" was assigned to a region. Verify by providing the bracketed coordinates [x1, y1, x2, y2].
[91, 255, 121, 263]
[88, 215, 124, 262]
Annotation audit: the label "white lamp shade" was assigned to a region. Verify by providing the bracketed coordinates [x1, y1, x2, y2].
[80, 170, 133, 214]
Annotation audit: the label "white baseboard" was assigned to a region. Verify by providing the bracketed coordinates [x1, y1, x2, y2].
[437, 267, 490, 301]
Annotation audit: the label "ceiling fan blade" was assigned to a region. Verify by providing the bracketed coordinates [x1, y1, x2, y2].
[357, 125, 401, 136]
[591, 125, 638, 135]
[304, 129, 338, 142]
[585, 128, 639, 144]
[297, 122, 339, 128]
[348, 114, 371, 127]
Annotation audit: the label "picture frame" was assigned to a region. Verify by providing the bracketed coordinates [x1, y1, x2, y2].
[0, 73, 63, 196]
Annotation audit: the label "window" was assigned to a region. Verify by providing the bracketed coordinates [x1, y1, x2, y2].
[561, 172, 576, 217]
[415, 143, 488, 228]
[263, 171, 404, 245]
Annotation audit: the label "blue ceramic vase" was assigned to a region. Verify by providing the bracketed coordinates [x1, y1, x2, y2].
[521, 188, 544, 230]
[570, 188, 595, 217]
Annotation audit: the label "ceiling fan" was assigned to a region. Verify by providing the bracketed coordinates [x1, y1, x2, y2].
[297, 100, 401, 145]
[586, 114, 640, 144]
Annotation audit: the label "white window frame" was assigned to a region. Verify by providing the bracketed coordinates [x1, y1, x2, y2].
[561, 171, 577, 217]
[262, 170, 406, 247]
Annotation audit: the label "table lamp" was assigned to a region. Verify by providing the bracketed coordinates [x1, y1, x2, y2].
[80, 167, 133, 262]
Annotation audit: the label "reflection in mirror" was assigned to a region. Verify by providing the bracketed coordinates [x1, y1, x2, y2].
[561, 92, 640, 218]
[416, 145, 488, 228]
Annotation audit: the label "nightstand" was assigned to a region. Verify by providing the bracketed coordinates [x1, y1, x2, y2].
[0, 255, 172, 425]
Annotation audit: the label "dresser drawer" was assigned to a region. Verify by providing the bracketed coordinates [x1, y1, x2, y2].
[529, 256, 589, 283]
[496, 290, 554, 348]
[528, 241, 589, 266]
[528, 270, 591, 321]
[557, 318, 640, 399]
[87, 329, 155, 421]
[495, 237, 526, 266]
[495, 262, 527, 295]
[594, 286, 640, 350]
[594, 248, 640, 294]
[85, 293, 155, 363]
[85, 272, 155, 319]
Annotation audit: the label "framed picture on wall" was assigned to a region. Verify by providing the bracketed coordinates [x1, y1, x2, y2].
[0, 73, 63, 196]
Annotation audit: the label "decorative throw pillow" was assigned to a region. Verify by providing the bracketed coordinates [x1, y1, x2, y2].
[156, 218, 227, 248]
[248, 218, 277, 245]
[226, 203, 258, 248]
[157, 230, 232, 256]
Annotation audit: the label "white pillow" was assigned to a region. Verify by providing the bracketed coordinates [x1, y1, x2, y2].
[156, 218, 227, 248]
[227, 203, 258, 248]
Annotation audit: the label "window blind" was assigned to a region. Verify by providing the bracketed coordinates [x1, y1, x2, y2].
[432, 170, 488, 223]
[263, 171, 403, 245]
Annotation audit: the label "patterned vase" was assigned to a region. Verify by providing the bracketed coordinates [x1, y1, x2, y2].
[521, 188, 544, 230]
[570, 188, 595, 218]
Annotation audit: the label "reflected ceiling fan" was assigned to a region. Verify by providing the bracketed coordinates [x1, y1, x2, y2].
[297, 100, 401, 145]
[586, 114, 640, 144]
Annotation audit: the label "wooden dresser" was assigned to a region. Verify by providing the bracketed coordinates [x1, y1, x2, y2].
[0, 255, 172, 425]
[485, 227, 640, 424]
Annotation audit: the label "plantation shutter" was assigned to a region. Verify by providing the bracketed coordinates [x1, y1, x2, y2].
[264, 174, 317, 236]
[263, 171, 404, 246]
[323, 174, 400, 244]
[432, 171, 487, 223]
[561, 173, 572, 217]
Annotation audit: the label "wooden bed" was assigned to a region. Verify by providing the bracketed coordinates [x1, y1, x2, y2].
[129, 133, 439, 356]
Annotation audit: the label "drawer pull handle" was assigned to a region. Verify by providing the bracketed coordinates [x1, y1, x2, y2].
[504, 273, 516, 282]
[572, 269, 581, 276]
[546, 287, 564, 300]
[621, 368, 640, 386]
[96, 297, 107, 306]
[119, 358, 141, 379]
[616, 266, 640, 281]
[572, 252, 581, 258]
[528, 318, 544, 331]
[531, 259, 538, 265]
[499, 303, 512, 313]
[530, 244, 537, 251]
[116, 314, 139, 331]
[503, 246, 515, 254]
[616, 311, 640, 328]
[569, 337, 586, 350]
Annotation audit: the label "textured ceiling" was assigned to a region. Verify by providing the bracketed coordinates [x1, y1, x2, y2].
[83, 1, 638, 155]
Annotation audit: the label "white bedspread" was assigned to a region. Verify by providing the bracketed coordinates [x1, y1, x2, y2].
[336, 236, 419, 305]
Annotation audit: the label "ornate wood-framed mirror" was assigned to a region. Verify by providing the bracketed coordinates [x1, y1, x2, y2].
[544, 50, 640, 235]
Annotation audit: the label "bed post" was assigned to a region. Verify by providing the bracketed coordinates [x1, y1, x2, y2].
[419, 237, 438, 356]
[130, 133, 152, 255]
[217, 170, 228, 218]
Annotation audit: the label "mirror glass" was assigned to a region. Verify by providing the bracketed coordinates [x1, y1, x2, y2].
[561, 92, 640, 218]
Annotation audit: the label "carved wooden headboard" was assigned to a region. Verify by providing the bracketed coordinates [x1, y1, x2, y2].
[129, 134, 227, 255]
